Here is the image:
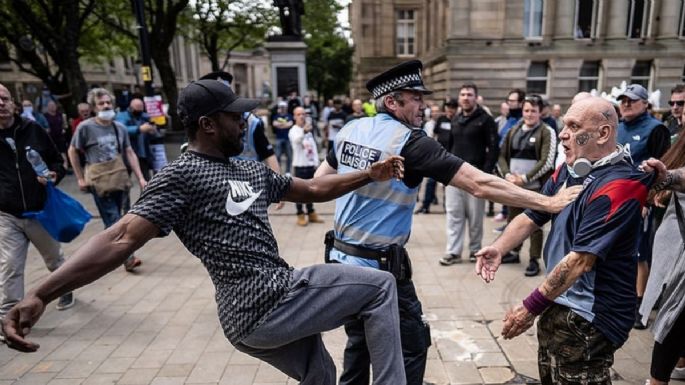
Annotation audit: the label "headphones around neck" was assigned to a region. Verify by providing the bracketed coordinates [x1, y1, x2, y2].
[571, 146, 626, 178]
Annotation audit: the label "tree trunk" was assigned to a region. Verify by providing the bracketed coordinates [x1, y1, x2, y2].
[151, 46, 182, 132]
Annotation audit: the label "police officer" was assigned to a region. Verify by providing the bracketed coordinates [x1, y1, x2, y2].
[315, 60, 582, 385]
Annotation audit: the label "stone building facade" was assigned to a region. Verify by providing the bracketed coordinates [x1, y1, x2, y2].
[349, 0, 685, 109]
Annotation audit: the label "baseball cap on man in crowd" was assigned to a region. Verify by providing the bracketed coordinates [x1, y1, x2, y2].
[617, 84, 649, 101]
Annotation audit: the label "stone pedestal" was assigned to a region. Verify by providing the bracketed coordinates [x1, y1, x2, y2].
[264, 39, 308, 100]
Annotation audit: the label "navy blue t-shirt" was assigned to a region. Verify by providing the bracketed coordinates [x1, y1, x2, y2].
[525, 161, 653, 347]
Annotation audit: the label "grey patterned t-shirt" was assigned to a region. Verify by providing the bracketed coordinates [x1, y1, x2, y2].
[129, 151, 293, 344]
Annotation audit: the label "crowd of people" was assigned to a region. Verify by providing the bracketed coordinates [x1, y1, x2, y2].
[1, 60, 685, 385]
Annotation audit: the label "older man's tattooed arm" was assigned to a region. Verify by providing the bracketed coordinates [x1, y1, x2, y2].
[539, 252, 597, 299]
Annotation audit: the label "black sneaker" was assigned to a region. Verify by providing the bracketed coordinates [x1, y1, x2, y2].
[56, 292, 75, 310]
[439, 254, 462, 266]
[469, 253, 477, 263]
[414, 207, 430, 214]
[486, 210, 495, 217]
[501, 252, 520, 264]
[524, 260, 540, 276]
[634, 305, 647, 329]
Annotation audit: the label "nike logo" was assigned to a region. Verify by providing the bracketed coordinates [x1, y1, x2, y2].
[632, 135, 640, 141]
[225, 180, 262, 216]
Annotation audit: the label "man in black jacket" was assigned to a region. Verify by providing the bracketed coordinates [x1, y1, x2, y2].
[0, 83, 74, 320]
[440, 83, 499, 265]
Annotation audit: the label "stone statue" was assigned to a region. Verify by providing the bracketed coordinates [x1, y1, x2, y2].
[274, 0, 304, 37]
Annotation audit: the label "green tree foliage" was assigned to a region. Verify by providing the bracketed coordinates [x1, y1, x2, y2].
[187, 0, 277, 73]
[0, 0, 134, 116]
[96, 0, 190, 131]
[302, 0, 353, 101]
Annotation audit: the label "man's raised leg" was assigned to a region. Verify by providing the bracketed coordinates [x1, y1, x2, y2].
[239, 264, 405, 385]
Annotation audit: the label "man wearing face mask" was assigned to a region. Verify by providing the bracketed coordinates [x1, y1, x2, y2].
[69, 88, 147, 272]
[116, 98, 157, 181]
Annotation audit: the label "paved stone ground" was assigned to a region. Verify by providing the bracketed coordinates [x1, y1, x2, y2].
[0, 145, 668, 384]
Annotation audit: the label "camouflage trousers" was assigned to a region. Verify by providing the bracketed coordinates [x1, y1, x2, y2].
[537, 304, 617, 385]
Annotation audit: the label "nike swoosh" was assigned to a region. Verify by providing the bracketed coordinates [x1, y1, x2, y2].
[225, 189, 262, 216]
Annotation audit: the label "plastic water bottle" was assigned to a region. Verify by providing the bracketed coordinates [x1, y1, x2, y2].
[25, 146, 50, 178]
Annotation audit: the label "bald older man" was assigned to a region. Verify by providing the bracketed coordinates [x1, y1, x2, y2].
[116, 98, 158, 181]
[476, 96, 654, 384]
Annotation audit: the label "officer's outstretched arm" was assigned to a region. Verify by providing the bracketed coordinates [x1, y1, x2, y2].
[287, 156, 403, 203]
[314, 160, 337, 177]
[450, 162, 580, 213]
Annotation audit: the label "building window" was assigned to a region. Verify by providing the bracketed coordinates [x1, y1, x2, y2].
[527, 61, 548, 94]
[578, 61, 600, 92]
[523, 0, 544, 39]
[631, 60, 652, 88]
[575, 0, 597, 39]
[627, 0, 651, 39]
[396, 10, 416, 56]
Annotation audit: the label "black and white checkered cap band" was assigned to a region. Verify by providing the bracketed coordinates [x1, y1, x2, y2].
[371, 71, 423, 99]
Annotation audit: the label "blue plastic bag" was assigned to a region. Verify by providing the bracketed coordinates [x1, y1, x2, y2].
[23, 182, 92, 242]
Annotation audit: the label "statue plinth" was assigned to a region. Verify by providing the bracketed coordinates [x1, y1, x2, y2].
[264, 40, 308, 100]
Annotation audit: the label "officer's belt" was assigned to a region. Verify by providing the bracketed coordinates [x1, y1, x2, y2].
[332, 238, 391, 263]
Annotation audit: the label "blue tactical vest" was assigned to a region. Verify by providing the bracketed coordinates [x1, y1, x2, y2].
[330, 113, 419, 268]
[617, 113, 663, 164]
[234, 115, 260, 161]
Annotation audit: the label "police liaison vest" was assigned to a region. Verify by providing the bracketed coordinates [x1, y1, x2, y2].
[617, 112, 663, 164]
[330, 113, 419, 268]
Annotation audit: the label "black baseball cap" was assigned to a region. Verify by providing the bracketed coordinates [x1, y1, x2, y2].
[199, 71, 234, 84]
[178, 79, 259, 125]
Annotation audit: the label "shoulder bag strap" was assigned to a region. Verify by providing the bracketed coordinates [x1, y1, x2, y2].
[112, 123, 122, 154]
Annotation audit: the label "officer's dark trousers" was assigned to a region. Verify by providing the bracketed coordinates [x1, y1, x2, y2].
[339, 279, 430, 385]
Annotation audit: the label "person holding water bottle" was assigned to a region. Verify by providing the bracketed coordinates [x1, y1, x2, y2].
[0, 83, 75, 326]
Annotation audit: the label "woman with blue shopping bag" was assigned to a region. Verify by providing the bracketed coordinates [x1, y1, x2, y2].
[0, 83, 78, 316]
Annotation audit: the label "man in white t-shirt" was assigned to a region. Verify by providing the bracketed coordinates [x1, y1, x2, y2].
[289, 106, 323, 226]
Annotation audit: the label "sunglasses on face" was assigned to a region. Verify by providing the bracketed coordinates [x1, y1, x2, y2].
[668, 100, 685, 107]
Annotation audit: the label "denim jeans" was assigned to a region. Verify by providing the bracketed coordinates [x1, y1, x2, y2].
[275, 138, 292, 174]
[90, 189, 134, 264]
[236, 264, 406, 385]
[421, 178, 436, 209]
[293, 166, 316, 214]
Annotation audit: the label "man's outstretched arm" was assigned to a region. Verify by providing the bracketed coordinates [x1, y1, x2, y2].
[450, 162, 580, 214]
[2, 214, 159, 352]
[501, 251, 597, 339]
[475, 213, 540, 283]
[285, 156, 404, 203]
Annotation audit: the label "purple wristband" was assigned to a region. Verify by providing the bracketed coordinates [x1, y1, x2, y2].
[522, 288, 553, 316]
